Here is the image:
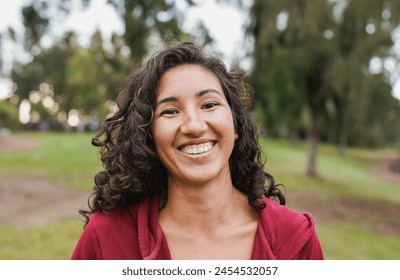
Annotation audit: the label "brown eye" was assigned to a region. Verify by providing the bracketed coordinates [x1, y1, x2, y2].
[202, 102, 219, 110]
[161, 108, 179, 115]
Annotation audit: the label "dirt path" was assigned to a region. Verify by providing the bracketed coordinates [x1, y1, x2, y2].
[0, 134, 90, 227]
[369, 154, 400, 185]
[288, 191, 400, 236]
[0, 176, 89, 226]
[0, 134, 42, 153]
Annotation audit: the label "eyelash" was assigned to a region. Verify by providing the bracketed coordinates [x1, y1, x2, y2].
[202, 102, 219, 110]
[161, 108, 179, 115]
[160, 102, 219, 116]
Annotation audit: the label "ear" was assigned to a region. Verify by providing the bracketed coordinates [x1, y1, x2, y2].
[234, 133, 238, 140]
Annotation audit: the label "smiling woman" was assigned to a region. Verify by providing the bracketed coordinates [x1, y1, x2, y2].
[152, 64, 236, 189]
[71, 41, 324, 260]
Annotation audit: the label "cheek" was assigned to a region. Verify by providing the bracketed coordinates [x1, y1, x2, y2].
[152, 120, 175, 154]
[152, 122, 165, 148]
[222, 110, 236, 135]
[212, 112, 236, 146]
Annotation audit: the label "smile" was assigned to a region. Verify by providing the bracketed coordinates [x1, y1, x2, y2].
[179, 141, 215, 155]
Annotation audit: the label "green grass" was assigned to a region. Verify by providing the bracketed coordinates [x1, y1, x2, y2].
[0, 219, 83, 259]
[261, 138, 400, 204]
[0, 132, 399, 259]
[317, 222, 400, 259]
[0, 132, 101, 191]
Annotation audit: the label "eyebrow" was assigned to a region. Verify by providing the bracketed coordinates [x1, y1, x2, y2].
[196, 88, 222, 97]
[156, 88, 222, 107]
[156, 96, 177, 107]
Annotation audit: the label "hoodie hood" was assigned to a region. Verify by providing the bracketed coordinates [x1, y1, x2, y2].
[252, 196, 322, 260]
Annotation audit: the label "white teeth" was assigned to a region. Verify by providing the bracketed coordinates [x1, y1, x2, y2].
[180, 142, 214, 155]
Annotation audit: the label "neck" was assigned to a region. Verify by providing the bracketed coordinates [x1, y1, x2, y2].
[159, 169, 253, 233]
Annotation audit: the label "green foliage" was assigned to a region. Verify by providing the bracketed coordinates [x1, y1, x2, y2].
[107, 0, 199, 61]
[248, 0, 400, 149]
[21, 2, 49, 51]
[11, 32, 125, 123]
[5, 0, 214, 128]
[0, 100, 20, 130]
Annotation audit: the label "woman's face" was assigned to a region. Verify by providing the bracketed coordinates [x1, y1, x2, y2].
[152, 64, 236, 185]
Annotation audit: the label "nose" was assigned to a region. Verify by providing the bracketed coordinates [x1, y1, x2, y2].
[180, 110, 207, 136]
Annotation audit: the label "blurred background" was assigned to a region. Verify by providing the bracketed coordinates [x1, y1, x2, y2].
[0, 0, 399, 259]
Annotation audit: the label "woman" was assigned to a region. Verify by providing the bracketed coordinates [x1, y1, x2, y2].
[71, 41, 324, 260]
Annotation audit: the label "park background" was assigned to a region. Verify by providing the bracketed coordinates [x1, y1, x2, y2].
[0, 0, 399, 259]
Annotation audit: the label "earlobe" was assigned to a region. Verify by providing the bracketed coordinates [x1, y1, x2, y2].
[235, 133, 238, 140]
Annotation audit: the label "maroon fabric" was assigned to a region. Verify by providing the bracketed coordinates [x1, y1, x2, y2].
[71, 196, 324, 260]
[251, 197, 324, 259]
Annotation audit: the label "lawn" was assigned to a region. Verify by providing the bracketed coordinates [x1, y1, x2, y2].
[0, 132, 399, 259]
[0, 132, 101, 191]
[261, 138, 400, 203]
[0, 219, 82, 259]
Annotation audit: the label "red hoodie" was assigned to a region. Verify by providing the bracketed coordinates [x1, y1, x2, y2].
[71, 196, 324, 260]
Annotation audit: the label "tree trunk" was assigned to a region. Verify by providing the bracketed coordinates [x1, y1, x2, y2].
[306, 108, 322, 177]
[338, 128, 348, 156]
[337, 102, 348, 156]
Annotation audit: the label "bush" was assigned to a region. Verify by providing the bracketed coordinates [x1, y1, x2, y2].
[0, 100, 20, 130]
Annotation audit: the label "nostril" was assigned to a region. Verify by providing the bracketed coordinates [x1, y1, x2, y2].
[180, 114, 207, 136]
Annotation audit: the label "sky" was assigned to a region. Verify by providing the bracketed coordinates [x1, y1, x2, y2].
[0, 0, 399, 100]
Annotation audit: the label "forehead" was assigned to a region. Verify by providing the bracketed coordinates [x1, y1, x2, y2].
[157, 64, 223, 97]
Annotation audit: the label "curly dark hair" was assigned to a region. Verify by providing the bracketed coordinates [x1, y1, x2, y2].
[80, 41, 285, 224]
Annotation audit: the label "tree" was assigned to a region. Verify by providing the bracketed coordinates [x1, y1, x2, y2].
[21, 1, 49, 52]
[5, 0, 214, 129]
[0, 101, 20, 130]
[11, 31, 77, 129]
[247, 0, 400, 177]
[104, 0, 207, 62]
[329, 0, 400, 151]
[11, 30, 128, 124]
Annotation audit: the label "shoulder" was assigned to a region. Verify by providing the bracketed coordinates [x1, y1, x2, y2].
[258, 197, 323, 259]
[89, 205, 139, 232]
[86, 203, 143, 246]
[71, 204, 141, 260]
[72, 197, 162, 260]
[261, 197, 314, 228]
